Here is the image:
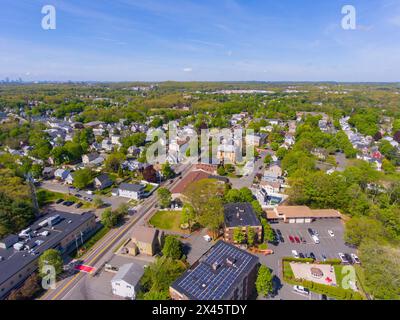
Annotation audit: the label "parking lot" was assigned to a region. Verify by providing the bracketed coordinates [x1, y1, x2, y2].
[258, 219, 356, 300]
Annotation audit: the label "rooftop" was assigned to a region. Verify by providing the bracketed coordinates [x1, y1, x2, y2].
[119, 183, 144, 192]
[0, 211, 96, 287]
[224, 203, 261, 228]
[170, 240, 259, 300]
[131, 226, 158, 244]
[112, 263, 144, 286]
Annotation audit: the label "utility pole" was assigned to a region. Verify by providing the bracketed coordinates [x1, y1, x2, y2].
[26, 172, 40, 217]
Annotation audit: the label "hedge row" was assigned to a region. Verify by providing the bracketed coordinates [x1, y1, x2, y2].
[284, 276, 363, 300]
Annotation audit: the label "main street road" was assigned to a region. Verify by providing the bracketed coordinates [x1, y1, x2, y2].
[39, 163, 193, 300]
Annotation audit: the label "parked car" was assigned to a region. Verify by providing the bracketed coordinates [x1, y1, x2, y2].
[56, 198, 64, 204]
[299, 253, 305, 259]
[289, 235, 295, 243]
[309, 252, 316, 260]
[344, 253, 354, 264]
[328, 230, 335, 237]
[293, 285, 309, 295]
[292, 250, 299, 258]
[75, 202, 83, 208]
[276, 229, 284, 243]
[321, 254, 327, 262]
[294, 236, 301, 244]
[307, 228, 314, 236]
[74, 193, 82, 198]
[338, 252, 349, 264]
[351, 253, 361, 264]
[311, 235, 320, 244]
[321, 294, 328, 300]
[63, 201, 75, 207]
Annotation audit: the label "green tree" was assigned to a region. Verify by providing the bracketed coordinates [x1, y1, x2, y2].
[162, 235, 183, 260]
[73, 168, 94, 189]
[256, 265, 274, 297]
[262, 218, 276, 243]
[233, 227, 246, 244]
[101, 208, 118, 228]
[105, 152, 126, 173]
[161, 162, 175, 179]
[93, 196, 104, 208]
[181, 203, 196, 230]
[344, 217, 384, 247]
[138, 256, 186, 300]
[359, 241, 400, 300]
[157, 187, 172, 209]
[247, 227, 256, 246]
[38, 249, 63, 278]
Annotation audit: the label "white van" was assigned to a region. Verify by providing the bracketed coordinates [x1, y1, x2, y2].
[293, 285, 310, 295]
[312, 235, 320, 244]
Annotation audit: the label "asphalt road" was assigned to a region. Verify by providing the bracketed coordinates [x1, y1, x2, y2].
[39, 163, 193, 300]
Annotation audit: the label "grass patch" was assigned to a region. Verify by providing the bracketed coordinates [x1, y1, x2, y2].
[149, 210, 184, 233]
[283, 261, 294, 279]
[144, 184, 154, 193]
[70, 226, 110, 259]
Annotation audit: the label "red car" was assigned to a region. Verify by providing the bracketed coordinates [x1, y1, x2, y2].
[289, 235, 295, 243]
[294, 236, 301, 244]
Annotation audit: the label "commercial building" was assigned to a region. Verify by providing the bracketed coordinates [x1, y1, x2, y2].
[266, 206, 342, 224]
[224, 203, 262, 244]
[170, 241, 259, 300]
[0, 211, 97, 299]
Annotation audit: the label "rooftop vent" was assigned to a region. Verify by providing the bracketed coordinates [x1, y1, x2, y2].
[212, 262, 220, 271]
[226, 257, 237, 266]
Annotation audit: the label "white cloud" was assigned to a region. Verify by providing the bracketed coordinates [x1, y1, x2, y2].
[183, 67, 192, 72]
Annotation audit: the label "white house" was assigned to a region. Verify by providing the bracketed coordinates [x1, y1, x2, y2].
[111, 263, 144, 300]
[65, 173, 75, 185]
[118, 183, 145, 200]
[54, 169, 70, 180]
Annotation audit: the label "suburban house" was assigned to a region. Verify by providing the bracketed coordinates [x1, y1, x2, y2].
[82, 152, 104, 166]
[217, 144, 237, 164]
[42, 167, 55, 180]
[54, 168, 70, 180]
[111, 263, 144, 300]
[65, 173, 75, 185]
[266, 206, 342, 224]
[245, 133, 267, 147]
[129, 226, 163, 256]
[264, 164, 282, 180]
[223, 203, 262, 244]
[102, 139, 113, 152]
[170, 241, 259, 300]
[94, 174, 113, 190]
[117, 183, 145, 200]
[260, 179, 282, 194]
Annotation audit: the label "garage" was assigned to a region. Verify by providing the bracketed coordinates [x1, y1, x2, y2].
[305, 218, 312, 223]
[288, 219, 296, 224]
[295, 218, 305, 223]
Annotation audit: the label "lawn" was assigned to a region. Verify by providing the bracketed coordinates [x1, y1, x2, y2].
[149, 210, 185, 233]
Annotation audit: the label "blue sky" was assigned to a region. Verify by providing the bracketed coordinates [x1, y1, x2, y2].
[1, 0, 400, 82]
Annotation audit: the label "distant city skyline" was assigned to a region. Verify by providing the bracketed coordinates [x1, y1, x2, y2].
[1, 0, 400, 82]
